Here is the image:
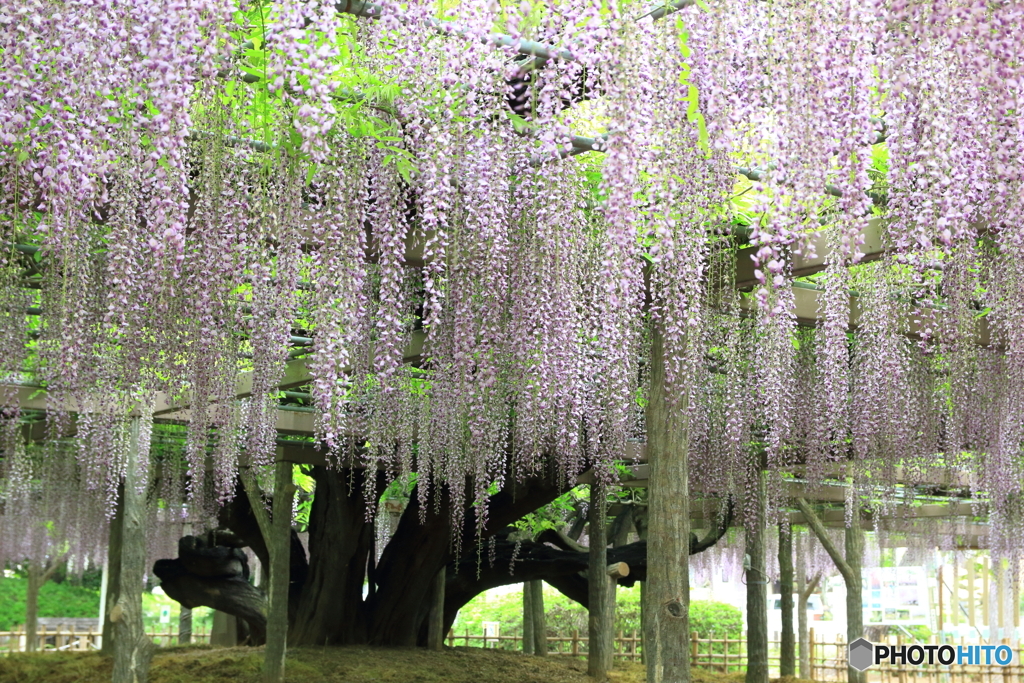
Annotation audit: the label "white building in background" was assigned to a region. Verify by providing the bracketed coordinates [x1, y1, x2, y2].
[692, 565, 934, 642]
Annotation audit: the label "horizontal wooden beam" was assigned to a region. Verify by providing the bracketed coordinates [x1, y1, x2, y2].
[734, 218, 888, 290]
[3, 331, 426, 429]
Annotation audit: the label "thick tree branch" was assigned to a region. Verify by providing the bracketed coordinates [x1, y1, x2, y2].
[800, 571, 822, 601]
[444, 500, 732, 630]
[795, 498, 854, 586]
[154, 558, 267, 645]
[535, 528, 587, 553]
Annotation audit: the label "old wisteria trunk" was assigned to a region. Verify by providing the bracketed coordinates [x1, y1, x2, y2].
[644, 329, 691, 683]
[426, 568, 446, 650]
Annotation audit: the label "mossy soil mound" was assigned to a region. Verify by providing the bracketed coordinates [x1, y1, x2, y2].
[0, 646, 814, 683]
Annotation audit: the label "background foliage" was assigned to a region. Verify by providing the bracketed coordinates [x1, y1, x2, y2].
[0, 577, 100, 631]
[452, 585, 741, 645]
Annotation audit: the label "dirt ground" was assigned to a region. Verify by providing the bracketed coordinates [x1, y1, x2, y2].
[0, 646, 814, 683]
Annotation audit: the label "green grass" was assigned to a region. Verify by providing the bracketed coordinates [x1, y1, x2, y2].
[0, 578, 212, 635]
[0, 646, 817, 683]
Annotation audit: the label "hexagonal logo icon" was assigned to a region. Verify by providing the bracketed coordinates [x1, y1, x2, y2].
[849, 637, 875, 671]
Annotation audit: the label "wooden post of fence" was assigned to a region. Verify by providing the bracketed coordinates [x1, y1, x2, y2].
[939, 565, 945, 633]
[447, 628, 454, 648]
[897, 634, 906, 683]
[809, 628, 815, 682]
[690, 631, 698, 668]
[571, 629, 579, 657]
[724, 634, 730, 673]
[1001, 638, 1010, 683]
[953, 563, 960, 627]
[1014, 563, 1021, 630]
[959, 636, 965, 683]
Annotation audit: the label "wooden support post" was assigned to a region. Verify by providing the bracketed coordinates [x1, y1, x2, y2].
[779, 523, 795, 678]
[746, 473, 769, 683]
[523, 583, 535, 654]
[809, 629, 816, 681]
[845, 503, 864, 683]
[101, 485, 124, 655]
[111, 416, 156, 683]
[796, 497, 863, 683]
[939, 565, 945, 634]
[1013, 562, 1020, 630]
[529, 581, 546, 655]
[24, 561, 42, 653]
[644, 327, 691, 683]
[607, 563, 629, 579]
[997, 561, 1005, 642]
[953, 563, 960, 626]
[178, 608, 192, 645]
[588, 482, 613, 680]
[983, 556, 990, 631]
[178, 521, 193, 646]
[968, 560, 976, 628]
[427, 567, 446, 650]
[263, 459, 296, 683]
[796, 534, 820, 681]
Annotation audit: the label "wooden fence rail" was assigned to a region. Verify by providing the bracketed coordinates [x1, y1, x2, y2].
[443, 628, 1024, 682]
[0, 625, 211, 653]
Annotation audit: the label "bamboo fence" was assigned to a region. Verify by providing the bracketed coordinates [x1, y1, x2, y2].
[444, 628, 1024, 682]
[0, 624, 211, 653]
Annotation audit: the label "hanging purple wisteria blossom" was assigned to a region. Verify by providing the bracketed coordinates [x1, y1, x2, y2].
[0, 0, 1020, 555]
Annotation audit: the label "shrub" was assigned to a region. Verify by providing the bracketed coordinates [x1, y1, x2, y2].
[451, 585, 738, 647]
[689, 600, 743, 639]
[0, 578, 100, 630]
